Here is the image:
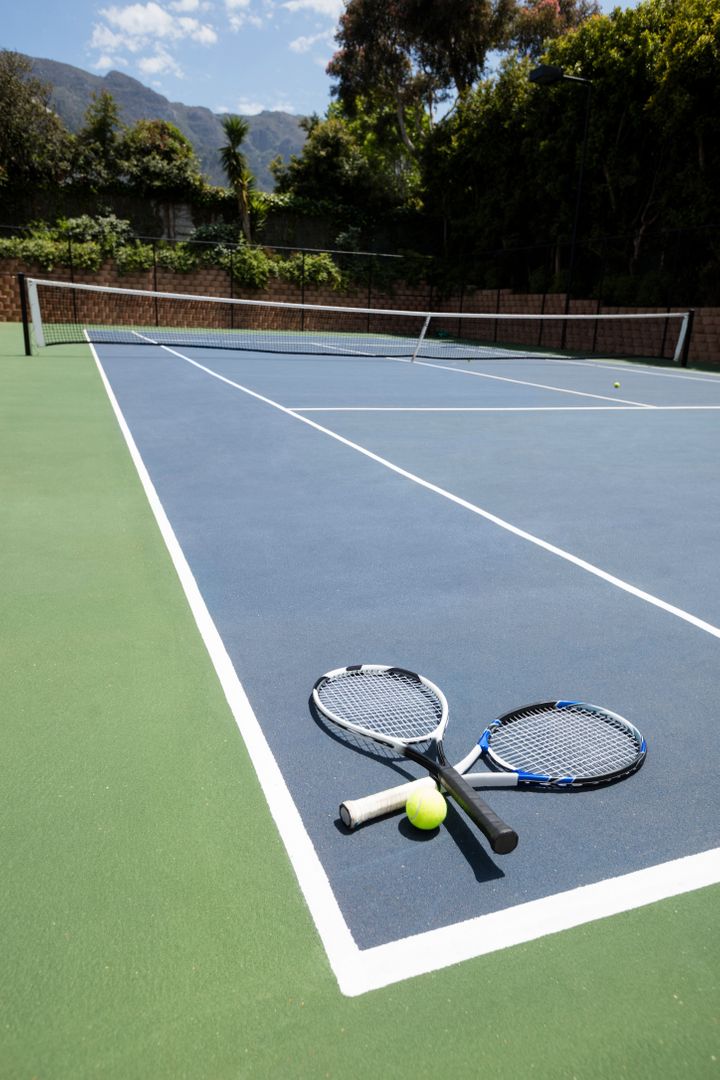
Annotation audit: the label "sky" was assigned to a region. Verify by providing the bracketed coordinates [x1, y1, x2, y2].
[3, 0, 633, 119]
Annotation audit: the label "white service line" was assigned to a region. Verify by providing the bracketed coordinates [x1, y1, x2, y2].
[291, 405, 720, 412]
[411, 356, 655, 406]
[94, 335, 720, 996]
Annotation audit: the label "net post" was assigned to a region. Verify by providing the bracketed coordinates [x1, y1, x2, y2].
[676, 309, 694, 367]
[25, 277, 45, 348]
[411, 314, 432, 361]
[18, 274, 32, 356]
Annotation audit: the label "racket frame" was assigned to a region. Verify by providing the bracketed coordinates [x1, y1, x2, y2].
[312, 664, 519, 854]
[339, 699, 647, 829]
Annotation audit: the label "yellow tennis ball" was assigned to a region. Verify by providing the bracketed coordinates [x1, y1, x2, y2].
[405, 787, 447, 830]
[614, 381, 620, 388]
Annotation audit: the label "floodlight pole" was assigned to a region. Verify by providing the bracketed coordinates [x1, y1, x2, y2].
[529, 65, 593, 318]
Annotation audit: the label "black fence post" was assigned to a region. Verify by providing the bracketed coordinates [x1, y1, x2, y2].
[152, 241, 159, 326]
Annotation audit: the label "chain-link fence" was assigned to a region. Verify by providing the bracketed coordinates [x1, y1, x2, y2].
[1, 223, 718, 308]
[448, 226, 720, 309]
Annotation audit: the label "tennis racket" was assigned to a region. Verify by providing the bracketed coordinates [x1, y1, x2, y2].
[339, 699, 647, 829]
[311, 664, 519, 854]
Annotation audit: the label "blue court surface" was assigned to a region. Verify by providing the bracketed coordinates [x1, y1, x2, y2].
[92, 342, 720, 995]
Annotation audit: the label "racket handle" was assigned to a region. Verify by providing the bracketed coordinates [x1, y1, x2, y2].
[340, 776, 438, 829]
[437, 764, 518, 854]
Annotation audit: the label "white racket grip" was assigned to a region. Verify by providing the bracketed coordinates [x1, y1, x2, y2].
[340, 775, 438, 829]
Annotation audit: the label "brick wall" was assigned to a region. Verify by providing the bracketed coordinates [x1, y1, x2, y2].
[1, 261, 718, 365]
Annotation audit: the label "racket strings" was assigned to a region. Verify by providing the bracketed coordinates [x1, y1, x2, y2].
[487, 703, 644, 779]
[316, 668, 443, 742]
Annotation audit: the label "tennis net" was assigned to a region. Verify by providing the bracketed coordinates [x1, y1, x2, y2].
[23, 276, 693, 365]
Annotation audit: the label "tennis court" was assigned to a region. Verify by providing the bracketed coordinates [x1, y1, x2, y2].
[2, 284, 719, 1077]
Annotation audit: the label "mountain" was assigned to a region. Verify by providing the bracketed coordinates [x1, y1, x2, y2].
[26, 55, 306, 192]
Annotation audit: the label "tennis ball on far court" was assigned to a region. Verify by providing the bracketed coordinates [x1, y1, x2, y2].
[614, 381, 621, 388]
[406, 787, 447, 830]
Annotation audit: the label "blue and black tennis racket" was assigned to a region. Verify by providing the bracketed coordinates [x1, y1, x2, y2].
[338, 694, 647, 829]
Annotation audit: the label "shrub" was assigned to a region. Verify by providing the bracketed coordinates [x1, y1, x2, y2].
[188, 222, 242, 247]
[55, 214, 135, 249]
[0, 234, 102, 271]
[216, 245, 277, 289]
[114, 243, 155, 274]
[154, 243, 198, 273]
[279, 252, 342, 287]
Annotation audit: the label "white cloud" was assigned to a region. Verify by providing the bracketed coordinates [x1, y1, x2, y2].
[137, 46, 184, 75]
[283, 0, 342, 15]
[224, 0, 263, 30]
[90, 1, 218, 82]
[93, 53, 129, 70]
[91, 23, 144, 53]
[177, 16, 218, 42]
[289, 28, 334, 53]
[216, 95, 296, 114]
[100, 2, 176, 38]
[94, 5, 214, 60]
[233, 97, 265, 114]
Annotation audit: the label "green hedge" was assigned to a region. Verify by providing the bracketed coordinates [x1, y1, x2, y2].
[0, 234, 358, 291]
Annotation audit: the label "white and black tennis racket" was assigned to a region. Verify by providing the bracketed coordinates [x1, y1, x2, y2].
[311, 664, 519, 854]
[339, 699, 647, 829]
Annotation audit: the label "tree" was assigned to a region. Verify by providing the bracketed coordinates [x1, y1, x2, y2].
[419, 0, 720, 302]
[272, 103, 422, 211]
[73, 91, 123, 190]
[511, 0, 601, 59]
[421, 55, 538, 258]
[327, 0, 516, 158]
[272, 113, 377, 205]
[118, 119, 203, 197]
[0, 50, 73, 192]
[219, 115, 254, 243]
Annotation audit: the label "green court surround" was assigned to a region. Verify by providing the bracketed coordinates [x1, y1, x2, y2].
[1, 322, 717, 1079]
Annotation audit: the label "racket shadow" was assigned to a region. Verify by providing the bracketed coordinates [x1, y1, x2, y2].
[398, 808, 506, 882]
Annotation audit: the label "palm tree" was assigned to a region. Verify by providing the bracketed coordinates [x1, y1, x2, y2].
[219, 115, 254, 243]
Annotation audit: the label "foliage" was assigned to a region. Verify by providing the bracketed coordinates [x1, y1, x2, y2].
[272, 105, 418, 221]
[188, 222, 244, 247]
[0, 50, 75, 191]
[73, 91, 123, 190]
[327, 0, 517, 156]
[511, 0, 601, 59]
[0, 234, 103, 271]
[118, 119, 205, 197]
[154, 243, 199, 273]
[219, 115, 254, 243]
[278, 252, 343, 287]
[112, 243, 156, 274]
[54, 213, 135, 247]
[419, 0, 720, 301]
[216, 245, 277, 289]
[255, 189, 346, 219]
[273, 115, 376, 203]
[3, 0, 720, 307]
